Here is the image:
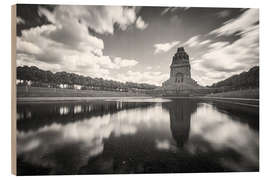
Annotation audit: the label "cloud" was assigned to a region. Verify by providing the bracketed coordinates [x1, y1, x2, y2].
[203, 26, 258, 71]
[136, 16, 148, 30]
[186, 9, 259, 86]
[217, 10, 231, 18]
[116, 70, 169, 86]
[17, 5, 139, 80]
[113, 57, 138, 68]
[16, 16, 25, 24]
[191, 28, 258, 86]
[183, 35, 212, 48]
[208, 41, 229, 49]
[17, 37, 42, 55]
[210, 9, 259, 36]
[199, 40, 211, 45]
[181, 35, 212, 50]
[170, 15, 182, 24]
[161, 7, 171, 15]
[161, 7, 189, 26]
[182, 7, 190, 11]
[183, 35, 200, 47]
[161, 7, 190, 15]
[154, 41, 180, 54]
[39, 6, 137, 35]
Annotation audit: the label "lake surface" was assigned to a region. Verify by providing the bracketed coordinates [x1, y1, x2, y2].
[16, 98, 259, 175]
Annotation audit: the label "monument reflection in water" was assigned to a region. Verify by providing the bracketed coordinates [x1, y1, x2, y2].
[17, 98, 259, 175]
[163, 101, 196, 148]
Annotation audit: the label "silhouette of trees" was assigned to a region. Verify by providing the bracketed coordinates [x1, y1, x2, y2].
[211, 66, 259, 90]
[16, 66, 158, 91]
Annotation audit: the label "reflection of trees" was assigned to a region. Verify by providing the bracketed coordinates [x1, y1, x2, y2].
[209, 101, 259, 130]
[17, 101, 154, 132]
[163, 100, 197, 148]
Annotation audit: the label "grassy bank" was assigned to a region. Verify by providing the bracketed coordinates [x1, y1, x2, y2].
[17, 86, 148, 98]
[205, 88, 259, 99]
[17, 86, 259, 100]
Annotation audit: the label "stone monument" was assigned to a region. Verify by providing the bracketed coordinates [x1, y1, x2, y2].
[162, 47, 200, 93]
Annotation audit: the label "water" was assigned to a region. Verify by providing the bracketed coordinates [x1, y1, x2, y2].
[16, 98, 259, 175]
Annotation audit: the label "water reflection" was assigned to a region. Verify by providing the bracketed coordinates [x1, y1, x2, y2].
[188, 103, 259, 171]
[59, 106, 69, 115]
[163, 100, 197, 148]
[16, 98, 259, 175]
[17, 101, 170, 174]
[17, 101, 155, 132]
[74, 105, 82, 114]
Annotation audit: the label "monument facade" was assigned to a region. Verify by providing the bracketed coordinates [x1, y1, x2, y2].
[162, 47, 199, 91]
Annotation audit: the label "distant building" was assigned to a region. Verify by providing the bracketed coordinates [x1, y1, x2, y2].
[16, 79, 23, 85]
[73, 84, 82, 90]
[162, 47, 200, 91]
[59, 84, 68, 89]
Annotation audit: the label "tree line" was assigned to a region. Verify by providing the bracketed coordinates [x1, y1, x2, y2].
[17, 66, 158, 91]
[210, 66, 259, 90]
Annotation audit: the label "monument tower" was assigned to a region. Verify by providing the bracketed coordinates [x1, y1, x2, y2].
[170, 47, 191, 82]
[162, 47, 199, 92]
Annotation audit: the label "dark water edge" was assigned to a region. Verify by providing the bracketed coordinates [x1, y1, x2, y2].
[16, 98, 259, 175]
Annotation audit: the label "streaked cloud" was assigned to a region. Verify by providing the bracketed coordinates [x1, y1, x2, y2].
[154, 41, 180, 54]
[199, 40, 211, 45]
[191, 9, 259, 85]
[210, 9, 259, 36]
[182, 35, 212, 48]
[216, 10, 231, 18]
[183, 35, 200, 47]
[39, 6, 137, 35]
[161, 7, 190, 15]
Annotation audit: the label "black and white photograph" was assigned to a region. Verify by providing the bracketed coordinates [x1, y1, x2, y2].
[13, 4, 259, 175]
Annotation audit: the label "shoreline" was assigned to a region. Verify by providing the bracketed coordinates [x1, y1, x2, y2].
[16, 96, 153, 103]
[17, 96, 259, 107]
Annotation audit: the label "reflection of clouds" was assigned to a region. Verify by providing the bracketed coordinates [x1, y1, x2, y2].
[60, 104, 91, 116]
[18, 138, 40, 153]
[17, 104, 170, 173]
[59, 106, 69, 115]
[17, 110, 32, 121]
[155, 139, 170, 150]
[59, 105, 83, 115]
[188, 103, 259, 171]
[17, 100, 158, 132]
[74, 105, 82, 114]
[16, 113, 22, 120]
[17, 100, 259, 173]
[116, 101, 123, 110]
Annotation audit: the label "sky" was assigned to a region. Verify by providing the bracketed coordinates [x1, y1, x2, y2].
[16, 5, 259, 86]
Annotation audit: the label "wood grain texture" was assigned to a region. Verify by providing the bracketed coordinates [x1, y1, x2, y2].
[11, 4, 17, 175]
